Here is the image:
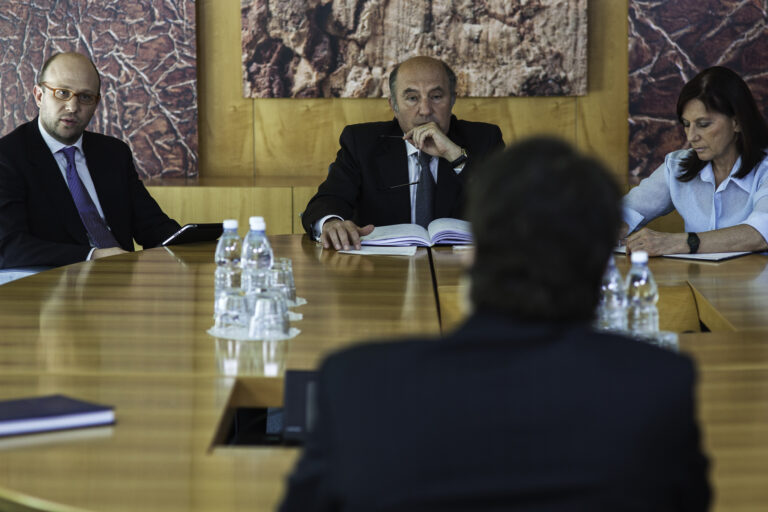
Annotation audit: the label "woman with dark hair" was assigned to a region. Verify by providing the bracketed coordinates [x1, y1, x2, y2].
[622, 66, 768, 255]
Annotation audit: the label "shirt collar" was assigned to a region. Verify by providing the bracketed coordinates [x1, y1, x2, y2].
[698, 155, 754, 192]
[37, 117, 84, 156]
[405, 140, 419, 157]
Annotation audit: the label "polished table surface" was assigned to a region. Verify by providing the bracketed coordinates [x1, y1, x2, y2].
[0, 236, 438, 511]
[0, 238, 767, 511]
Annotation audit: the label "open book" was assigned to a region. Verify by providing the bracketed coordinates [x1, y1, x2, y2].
[360, 218, 472, 247]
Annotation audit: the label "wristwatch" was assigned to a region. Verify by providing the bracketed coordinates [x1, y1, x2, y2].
[687, 232, 700, 254]
[449, 148, 468, 168]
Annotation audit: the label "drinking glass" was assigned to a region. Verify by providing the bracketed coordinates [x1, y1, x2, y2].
[268, 265, 296, 303]
[248, 291, 289, 340]
[214, 288, 248, 332]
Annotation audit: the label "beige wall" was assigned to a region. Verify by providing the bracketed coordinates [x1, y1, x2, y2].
[196, 0, 629, 185]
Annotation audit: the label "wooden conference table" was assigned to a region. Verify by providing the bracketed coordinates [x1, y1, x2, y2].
[0, 235, 765, 511]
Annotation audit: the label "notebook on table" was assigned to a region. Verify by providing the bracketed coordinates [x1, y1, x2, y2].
[0, 394, 115, 438]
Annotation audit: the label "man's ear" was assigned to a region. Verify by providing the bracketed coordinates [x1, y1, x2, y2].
[388, 96, 398, 114]
[33, 84, 44, 107]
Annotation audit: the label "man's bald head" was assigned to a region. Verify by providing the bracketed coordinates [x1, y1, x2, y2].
[38, 52, 101, 89]
[33, 52, 102, 144]
[388, 56, 456, 112]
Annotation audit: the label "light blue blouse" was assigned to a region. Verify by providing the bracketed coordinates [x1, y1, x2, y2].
[623, 149, 768, 242]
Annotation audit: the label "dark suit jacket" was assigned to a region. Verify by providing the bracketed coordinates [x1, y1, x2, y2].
[280, 312, 711, 512]
[301, 116, 504, 234]
[0, 119, 180, 268]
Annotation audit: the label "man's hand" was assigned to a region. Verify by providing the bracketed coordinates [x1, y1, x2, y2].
[321, 219, 374, 251]
[625, 228, 687, 256]
[403, 122, 463, 162]
[91, 247, 128, 260]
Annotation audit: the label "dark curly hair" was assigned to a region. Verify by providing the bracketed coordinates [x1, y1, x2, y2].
[468, 137, 622, 323]
[676, 66, 768, 182]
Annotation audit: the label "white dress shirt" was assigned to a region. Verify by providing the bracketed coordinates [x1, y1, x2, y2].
[624, 149, 768, 242]
[37, 118, 108, 258]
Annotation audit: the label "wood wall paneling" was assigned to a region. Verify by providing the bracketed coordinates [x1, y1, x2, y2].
[197, 0, 254, 178]
[576, 0, 629, 188]
[148, 186, 294, 235]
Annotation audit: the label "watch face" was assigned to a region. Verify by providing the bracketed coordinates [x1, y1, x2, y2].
[687, 233, 700, 254]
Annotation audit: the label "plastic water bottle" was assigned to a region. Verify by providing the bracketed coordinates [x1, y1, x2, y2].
[625, 251, 659, 337]
[214, 219, 242, 295]
[596, 255, 627, 332]
[241, 216, 274, 293]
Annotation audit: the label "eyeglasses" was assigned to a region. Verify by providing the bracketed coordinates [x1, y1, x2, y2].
[39, 82, 100, 105]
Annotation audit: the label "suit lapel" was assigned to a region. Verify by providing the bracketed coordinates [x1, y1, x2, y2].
[81, 132, 118, 230]
[24, 121, 90, 244]
[372, 121, 411, 222]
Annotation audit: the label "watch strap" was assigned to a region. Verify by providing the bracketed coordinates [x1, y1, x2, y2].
[449, 148, 468, 168]
[687, 232, 700, 254]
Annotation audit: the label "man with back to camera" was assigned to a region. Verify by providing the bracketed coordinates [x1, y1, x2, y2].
[280, 137, 711, 511]
[301, 56, 504, 251]
[0, 52, 180, 268]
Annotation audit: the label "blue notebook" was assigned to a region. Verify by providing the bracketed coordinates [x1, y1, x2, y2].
[0, 394, 115, 437]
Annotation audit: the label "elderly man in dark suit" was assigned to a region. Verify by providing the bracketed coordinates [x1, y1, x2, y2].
[0, 52, 180, 268]
[281, 137, 711, 511]
[302, 56, 504, 251]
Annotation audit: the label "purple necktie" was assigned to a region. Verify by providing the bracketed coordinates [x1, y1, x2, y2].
[59, 146, 120, 248]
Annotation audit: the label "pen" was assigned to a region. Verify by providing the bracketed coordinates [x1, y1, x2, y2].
[389, 181, 419, 189]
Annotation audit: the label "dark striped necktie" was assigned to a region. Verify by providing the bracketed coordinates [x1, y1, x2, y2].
[415, 151, 435, 228]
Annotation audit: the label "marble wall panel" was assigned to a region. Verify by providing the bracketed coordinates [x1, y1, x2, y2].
[241, 0, 587, 98]
[629, 0, 768, 184]
[0, 0, 198, 180]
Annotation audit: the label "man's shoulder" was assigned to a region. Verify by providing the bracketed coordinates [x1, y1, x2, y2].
[341, 119, 400, 136]
[320, 336, 438, 382]
[571, 329, 696, 398]
[82, 130, 130, 151]
[449, 117, 503, 148]
[0, 120, 36, 152]
[452, 117, 501, 132]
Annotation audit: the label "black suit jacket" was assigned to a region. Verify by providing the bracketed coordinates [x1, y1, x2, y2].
[0, 120, 180, 268]
[301, 116, 504, 233]
[280, 312, 711, 512]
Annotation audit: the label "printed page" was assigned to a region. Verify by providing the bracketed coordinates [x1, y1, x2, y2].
[427, 218, 472, 245]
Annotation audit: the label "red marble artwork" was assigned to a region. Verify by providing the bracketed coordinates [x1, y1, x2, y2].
[0, 1, 198, 180]
[241, 0, 588, 98]
[629, 0, 768, 184]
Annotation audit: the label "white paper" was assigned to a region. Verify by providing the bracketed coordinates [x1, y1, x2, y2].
[614, 245, 750, 261]
[339, 246, 417, 256]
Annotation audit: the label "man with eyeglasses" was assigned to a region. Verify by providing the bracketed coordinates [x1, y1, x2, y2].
[301, 56, 504, 251]
[0, 52, 180, 268]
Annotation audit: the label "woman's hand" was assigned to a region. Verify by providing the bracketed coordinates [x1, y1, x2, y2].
[625, 228, 687, 256]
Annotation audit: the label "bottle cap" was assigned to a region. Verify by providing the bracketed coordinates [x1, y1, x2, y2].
[223, 219, 238, 230]
[630, 250, 648, 264]
[249, 216, 266, 230]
